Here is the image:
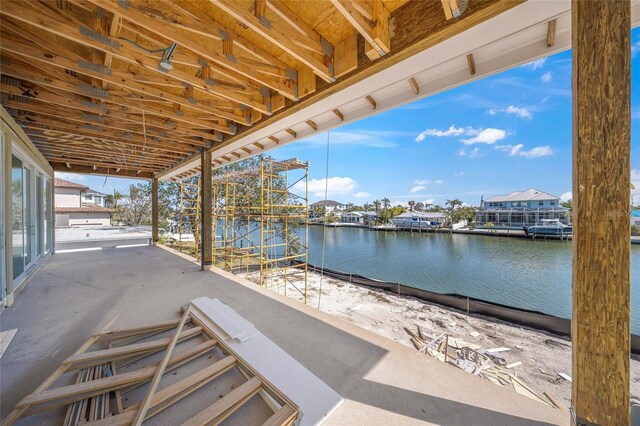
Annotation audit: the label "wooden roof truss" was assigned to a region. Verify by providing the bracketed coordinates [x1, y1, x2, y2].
[0, 0, 504, 179]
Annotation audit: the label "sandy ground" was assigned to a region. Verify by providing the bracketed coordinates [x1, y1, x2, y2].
[240, 269, 640, 411]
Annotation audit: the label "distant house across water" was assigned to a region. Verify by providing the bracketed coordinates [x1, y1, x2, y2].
[632, 209, 640, 226]
[341, 211, 377, 225]
[476, 188, 569, 229]
[309, 200, 346, 218]
[81, 189, 107, 207]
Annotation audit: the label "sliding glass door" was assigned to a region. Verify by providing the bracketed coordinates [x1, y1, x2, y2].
[11, 154, 25, 280]
[10, 151, 50, 287]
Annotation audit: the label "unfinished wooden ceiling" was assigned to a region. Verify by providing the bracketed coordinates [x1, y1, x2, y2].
[0, 0, 510, 179]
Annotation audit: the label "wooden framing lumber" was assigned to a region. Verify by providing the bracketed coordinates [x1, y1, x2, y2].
[466, 53, 476, 75]
[63, 327, 202, 367]
[330, 0, 390, 58]
[547, 19, 557, 48]
[210, 0, 334, 83]
[84, 356, 237, 426]
[132, 308, 191, 425]
[1, 316, 118, 426]
[182, 377, 262, 426]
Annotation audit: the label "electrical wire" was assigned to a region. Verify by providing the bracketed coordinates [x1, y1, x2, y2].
[317, 131, 330, 310]
[117, 37, 171, 54]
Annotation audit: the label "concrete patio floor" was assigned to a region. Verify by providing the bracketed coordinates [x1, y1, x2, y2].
[0, 245, 568, 425]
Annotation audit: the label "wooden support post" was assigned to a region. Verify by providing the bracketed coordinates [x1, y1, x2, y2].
[151, 177, 159, 244]
[572, 1, 630, 425]
[200, 149, 212, 269]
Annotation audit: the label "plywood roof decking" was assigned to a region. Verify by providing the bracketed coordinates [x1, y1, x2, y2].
[0, 0, 510, 180]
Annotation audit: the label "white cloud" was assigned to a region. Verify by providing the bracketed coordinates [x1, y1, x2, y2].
[435, 179, 443, 184]
[300, 130, 411, 148]
[519, 146, 554, 158]
[632, 39, 640, 58]
[296, 177, 357, 198]
[415, 125, 465, 142]
[521, 58, 547, 70]
[487, 106, 532, 119]
[560, 191, 572, 202]
[413, 179, 429, 186]
[495, 144, 524, 156]
[423, 199, 435, 205]
[461, 128, 506, 145]
[410, 185, 426, 193]
[495, 144, 554, 158]
[454, 171, 465, 177]
[469, 147, 481, 158]
[354, 191, 370, 198]
[541, 71, 553, 83]
[55, 172, 85, 181]
[458, 149, 467, 157]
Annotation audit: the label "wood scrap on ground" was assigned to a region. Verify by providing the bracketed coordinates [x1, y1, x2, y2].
[403, 324, 560, 410]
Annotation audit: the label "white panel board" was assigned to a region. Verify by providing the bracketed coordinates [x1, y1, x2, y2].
[191, 297, 344, 426]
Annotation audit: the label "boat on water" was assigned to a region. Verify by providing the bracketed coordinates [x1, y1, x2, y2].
[390, 212, 445, 230]
[525, 219, 572, 236]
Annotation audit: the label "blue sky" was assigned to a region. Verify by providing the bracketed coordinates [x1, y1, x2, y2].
[57, 28, 640, 207]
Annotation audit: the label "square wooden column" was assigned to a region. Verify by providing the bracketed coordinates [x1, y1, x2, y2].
[572, 1, 630, 424]
[200, 149, 212, 270]
[151, 177, 159, 244]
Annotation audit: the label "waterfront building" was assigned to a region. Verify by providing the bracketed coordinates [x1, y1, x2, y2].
[475, 189, 569, 229]
[632, 209, 640, 226]
[391, 212, 447, 229]
[309, 199, 346, 218]
[341, 211, 377, 225]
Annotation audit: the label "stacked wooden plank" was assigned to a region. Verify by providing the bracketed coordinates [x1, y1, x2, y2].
[3, 310, 299, 426]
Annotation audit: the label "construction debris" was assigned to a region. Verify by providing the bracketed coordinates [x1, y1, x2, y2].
[403, 325, 558, 410]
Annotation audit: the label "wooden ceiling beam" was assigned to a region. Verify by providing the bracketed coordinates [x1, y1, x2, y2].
[0, 58, 234, 134]
[2, 98, 209, 147]
[408, 77, 419, 94]
[160, 0, 292, 78]
[332, 108, 344, 121]
[547, 19, 557, 47]
[1, 81, 228, 140]
[4, 0, 271, 114]
[210, 0, 334, 83]
[0, 28, 248, 126]
[330, 0, 390, 59]
[466, 53, 476, 75]
[20, 119, 197, 155]
[268, 135, 279, 144]
[305, 120, 318, 131]
[365, 95, 376, 110]
[28, 132, 186, 160]
[85, 0, 296, 102]
[0, 22, 248, 124]
[33, 144, 177, 168]
[45, 155, 161, 172]
[441, 0, 461, 20]
[50, 161, 154, 179]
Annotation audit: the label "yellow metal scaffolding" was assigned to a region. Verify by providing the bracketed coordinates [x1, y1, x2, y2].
[178, 181, 200, 257]
[211, 158, 309, 303]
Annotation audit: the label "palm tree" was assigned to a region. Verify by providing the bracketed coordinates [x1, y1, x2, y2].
[408, 200, 416, 212]
[414, 202, 424, 211]
[382, 198, 391, 209]
[446, 199, 463, 210]
[373, 199, 382, 213]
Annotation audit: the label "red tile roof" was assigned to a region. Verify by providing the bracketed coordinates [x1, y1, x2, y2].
[55, 203, 115, 214]
[54, 178, 89, 190]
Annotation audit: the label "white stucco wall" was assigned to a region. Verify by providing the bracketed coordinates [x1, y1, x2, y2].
[55, 187, 82, 208]
[64, 213, 111, 226]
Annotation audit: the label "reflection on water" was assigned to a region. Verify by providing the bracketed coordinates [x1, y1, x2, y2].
[302, 226, 640, 334]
